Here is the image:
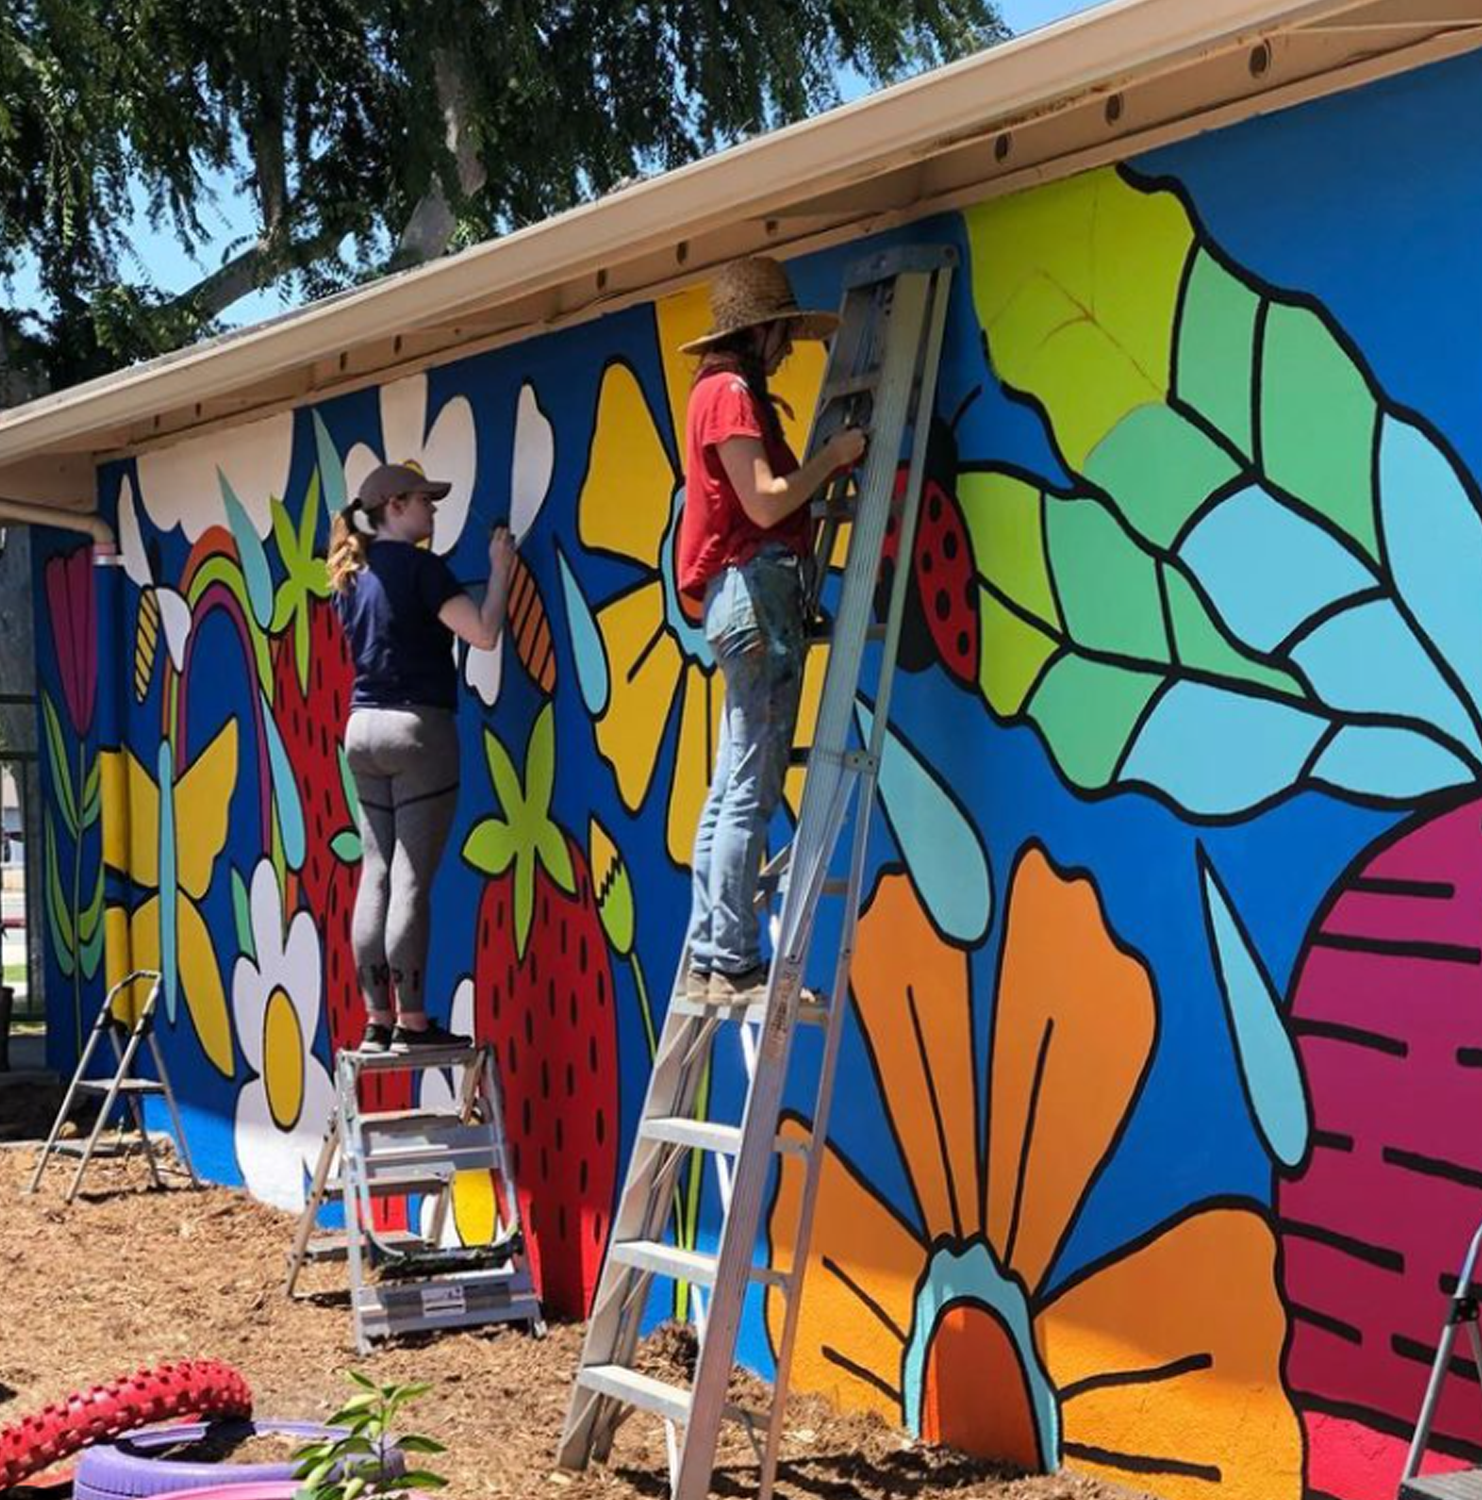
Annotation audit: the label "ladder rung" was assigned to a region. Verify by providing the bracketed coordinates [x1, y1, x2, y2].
[667, 993, 829, 1027]
[578, 1364, 692, 1426]
[75, 1078, 165, 1094]
[822, 878, 850, 897]
[819, 371, 879, 403]
[609, 1239, 790, 1292]
[325, 1168, 451, 1197]
[304, 1229, 425, 1262]
[343, 1044, 481, 1073]
[641, 1116, 743, 1155]
[358, 1106, 465, 1129]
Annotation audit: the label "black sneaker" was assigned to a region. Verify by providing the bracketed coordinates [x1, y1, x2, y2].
[359, 1022, 393, 1054]
[391, 1019, 473, 1053]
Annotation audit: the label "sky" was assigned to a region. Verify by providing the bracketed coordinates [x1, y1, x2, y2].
[6, 0, 1095, 330]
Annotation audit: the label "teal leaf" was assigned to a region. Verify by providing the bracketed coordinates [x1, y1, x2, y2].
[558, 546, 609, 717]
[313, 412, 347, 514]
[231, 866, 255, 963]
[1378, 412, 1482, 722]
[1199, 848, 1310, 1168]
[330, 828, 363, 863]
[1119, 682, 1327, 816]
[855, 702, 991, 944]
[338, 745, 361, 827]
[1178, 485, 1375, 655]
[219, 471, 275, 629]
[263, 693, 307, 871]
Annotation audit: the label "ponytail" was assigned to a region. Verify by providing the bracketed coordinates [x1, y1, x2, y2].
[327, 499, 373, 593]
[694, 329, 787, 447]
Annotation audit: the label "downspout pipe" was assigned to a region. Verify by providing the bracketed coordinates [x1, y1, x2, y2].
[0, 496, 116, 556]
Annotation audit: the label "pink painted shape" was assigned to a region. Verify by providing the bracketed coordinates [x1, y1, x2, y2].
[1302, 1409, 1468, 1500]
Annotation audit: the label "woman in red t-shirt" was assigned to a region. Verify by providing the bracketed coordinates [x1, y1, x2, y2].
[677, 257, 867, 1006]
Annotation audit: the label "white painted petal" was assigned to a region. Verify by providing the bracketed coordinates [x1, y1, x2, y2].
[249, 861, 287, 973]
[424, 395, 477, 556]
[118, 476, 153, 587]
[296, 1057, 335, 1162]
[235, 1078, 308, 1211]
[282, 910, 325, 1043]
[343, 442, 382, 510]
[232, 954, 269, 1076]
[464, 639, 504, 707]
[158, 590, 193, 671]
[136, 412, 291, 541]
[379, 374, 431, 469]
[449, 976, 475, 1036]
[510, 383, 554, 541]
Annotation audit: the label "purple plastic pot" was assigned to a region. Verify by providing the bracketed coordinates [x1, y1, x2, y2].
[147, 1487, 299, 1500]
[73, 1419, 404, 1498]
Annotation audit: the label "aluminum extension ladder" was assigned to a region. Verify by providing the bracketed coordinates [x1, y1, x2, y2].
[286, 1042, 544, 1354]
[559, 243, 956, 1499]
[27, 968, 200, 1203]
[1400, 1219, 1482, 1498]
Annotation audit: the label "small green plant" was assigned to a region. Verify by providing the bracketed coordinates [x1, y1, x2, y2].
[292, 1372, 448, 1498]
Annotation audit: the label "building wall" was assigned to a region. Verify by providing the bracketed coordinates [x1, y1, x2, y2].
[33, 46, 1482, 1500]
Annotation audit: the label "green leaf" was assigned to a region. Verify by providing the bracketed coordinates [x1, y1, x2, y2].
[231, 866, 255, 961]
[271, 494, 298, 574]
[342, 1476, 366, 1500]
[294, 607, 312, 695]
[81, 755, 102, 829]
[482, 728, 523, 817]
[526, 702, 556, 819]
[396, 1472, 448, 1489]
[330, 828, 363, 864]
[536, 821, 575, 897]
[462, 818, 517, 877]
[346, 1370, 379, 1390]
[44, 810, 74, 967]
[41, 691, 77, 836]
[300, 467, 323, 555]
[393, 1435, 447, 1454]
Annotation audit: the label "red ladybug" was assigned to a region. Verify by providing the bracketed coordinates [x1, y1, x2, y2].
[876, 388, 980, 687]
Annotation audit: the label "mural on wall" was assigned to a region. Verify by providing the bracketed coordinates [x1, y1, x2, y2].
[32, 49, 1482, 1498]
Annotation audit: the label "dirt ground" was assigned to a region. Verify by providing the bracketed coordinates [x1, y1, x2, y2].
[0, 1092, 1150, 1500]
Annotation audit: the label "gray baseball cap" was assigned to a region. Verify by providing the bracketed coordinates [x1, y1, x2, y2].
[356, 461, 452, 508]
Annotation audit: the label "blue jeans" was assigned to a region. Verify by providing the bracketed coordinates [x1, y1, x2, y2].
[687, 547, 807, 976]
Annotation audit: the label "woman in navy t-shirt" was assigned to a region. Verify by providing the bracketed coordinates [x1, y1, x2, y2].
[328, 461, 515, 1052]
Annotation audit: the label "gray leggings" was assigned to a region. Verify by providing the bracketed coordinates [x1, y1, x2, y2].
[345, 706, 460, 1016]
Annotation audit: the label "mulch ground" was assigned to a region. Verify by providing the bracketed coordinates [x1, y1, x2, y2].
[0, 1085, 1149, 1500]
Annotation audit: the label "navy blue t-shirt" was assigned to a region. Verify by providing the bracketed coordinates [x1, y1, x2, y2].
[334, 541, 463, 711]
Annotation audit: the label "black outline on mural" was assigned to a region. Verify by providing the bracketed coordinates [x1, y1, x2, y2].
[964, 161, 1482, 824]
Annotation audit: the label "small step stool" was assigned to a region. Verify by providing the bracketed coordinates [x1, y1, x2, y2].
[26, 969, 200, 1203]
[286, 1041, 544, 1354]
[1400, 1218, 1482, 1498]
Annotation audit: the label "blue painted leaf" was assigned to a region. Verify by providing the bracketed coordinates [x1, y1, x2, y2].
[559, 546, 609, 718]
[1200, 849, 1309, 1167]
[262, 692, 306, 871]
[1119, 682, 1326, 816]
[854, 702, 992, 944]
[219, 471, 275, 629]
[1178, 484, 1375, 654]
[1310, 724, 1474, 802]
[313, 412, 347, 515]
[1378, 412, 1482, 722]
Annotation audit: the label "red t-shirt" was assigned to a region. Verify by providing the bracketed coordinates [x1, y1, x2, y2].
[677, 368, 808, 598]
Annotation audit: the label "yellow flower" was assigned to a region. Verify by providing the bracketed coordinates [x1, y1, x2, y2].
[575, 286, 827, 864]
[767, 850, 1302, 1500]
[101, 722, 238, 1075]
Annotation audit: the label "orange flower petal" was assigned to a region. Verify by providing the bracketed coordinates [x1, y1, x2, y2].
[985, 846, 1155, 1292]
[1037, 1206, 1303, 1500]
[766, 1118, 922, 1423]
[852, 873, 979, 1242]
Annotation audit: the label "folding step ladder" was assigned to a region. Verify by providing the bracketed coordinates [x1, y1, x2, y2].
[27, 968, 200, 1203]
[286, 1042, 544, 1355]
[1400, 1219, 1482, 1498]
[559, 243, 956, 1499]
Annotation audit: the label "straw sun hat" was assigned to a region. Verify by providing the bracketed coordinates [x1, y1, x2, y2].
[678, 257, 839, 354]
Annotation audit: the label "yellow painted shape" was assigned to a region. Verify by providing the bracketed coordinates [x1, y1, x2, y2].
[594, 581, 682, 811]
[263, 988, 304, 1130]
[1038, 1207, 1303, 1500]
[176, 895, 233, 1076]
[101, 747, 158, 885]
[785, 640, 828, 816]
[979, 588, 1060, 717]
[174, 720, 238, 900]
[967, 170, 1193, 470]
[985, 848, 1155, 1292]
[668, 666, 722, 867]
[958, 471, 1059, 627]
[104, 904, 133, 1014]
[852, 873, 979, 1240]
[767, 1118, 919, 1422]
[577, 363, 674, 568]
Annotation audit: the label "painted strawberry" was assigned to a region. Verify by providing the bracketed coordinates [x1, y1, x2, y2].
[463, 703, 620, 1318]
[875, 394, 980, 688]
[1278, 794, 1482, 1492]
